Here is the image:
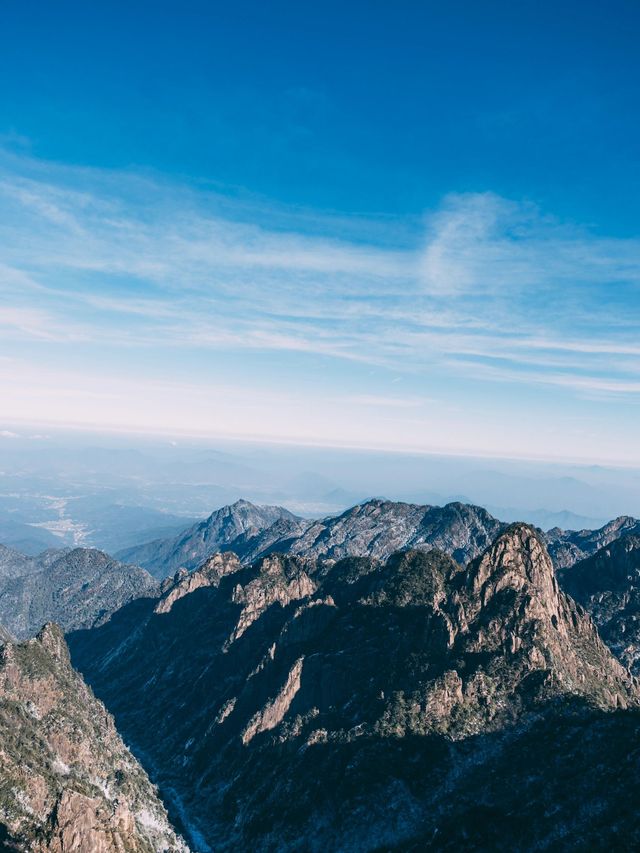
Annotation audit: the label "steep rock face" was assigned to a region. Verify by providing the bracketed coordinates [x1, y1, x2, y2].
[547, 515, 640, 569]
[117, 500, 303, 578]
[154, 552, 241, 614]
[0, 548, 159, 640]
[68, 551, 321, 850]
[0, 624, 14, 643]
[454, 525, 633, 711]
[228, 555, 316, 644]
[68, 525, 637, 850]
[558, 536, 640, 674]
[0, 624, 186, 852]
[278, 499, 506, 566]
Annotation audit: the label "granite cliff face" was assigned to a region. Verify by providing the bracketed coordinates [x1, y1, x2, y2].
[117, 500, 302, 578]
[0, 624, 186, 852]
[68, 524, 638, 850]
[0, 548, 159, 640]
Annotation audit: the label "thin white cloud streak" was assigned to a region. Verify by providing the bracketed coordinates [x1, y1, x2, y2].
[0, 175, 414, 282]
[344, 394, 429, 408]
[448, 359, 640, 397]
[0, 306, 93, 343]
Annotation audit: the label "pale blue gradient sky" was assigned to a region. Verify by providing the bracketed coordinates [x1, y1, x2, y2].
[1, 1, 639, 463]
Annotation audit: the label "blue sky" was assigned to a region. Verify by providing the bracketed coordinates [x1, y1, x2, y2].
[1, 0, 639, 463]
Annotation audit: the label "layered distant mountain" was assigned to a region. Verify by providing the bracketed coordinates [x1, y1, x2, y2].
[546, 515, 640, 568]
[0, 522, 62, 557]
[69, 525, 640, 851]
[119, 497, 640, 582]
[117, 499, 304, 577]
[273, 498, 506, 565]
[0, 623, 186, 851]
[118, 498, 507, 578]
[0, 547, 159, 639]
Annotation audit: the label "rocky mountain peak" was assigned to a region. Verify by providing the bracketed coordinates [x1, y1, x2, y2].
[565, 534, 640, 593]
[546, 514, 640, 569]
[118, 500, 302, 577]
[0, 547, 159, 640]
[455, 524, 636, 712]
[202, 499, 296, 534]
[228, 554, 317, 644]
[466, 523, 560, 612]
[36, 621, 69, 662]
[604, 515, 639, 533]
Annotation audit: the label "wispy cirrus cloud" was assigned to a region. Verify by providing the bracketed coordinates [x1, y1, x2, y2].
[0, 148, 640, 460]
[422, 192, 640, 295]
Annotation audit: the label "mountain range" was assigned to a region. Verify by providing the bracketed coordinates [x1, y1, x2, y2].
[117, 500, 303, 577]
[559, 534, 640, 675]
[3, 498, 640, 849]
[68, 522, 640, 850]
[119, 497, 640, 579]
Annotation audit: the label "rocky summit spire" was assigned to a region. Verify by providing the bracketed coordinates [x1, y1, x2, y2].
[452, 524, 636, 715]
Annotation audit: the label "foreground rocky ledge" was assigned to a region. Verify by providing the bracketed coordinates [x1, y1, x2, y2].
[0, 623, 187, 852]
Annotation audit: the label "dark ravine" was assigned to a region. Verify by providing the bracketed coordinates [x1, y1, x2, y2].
[68, 524, 640, 851]
[0, 623, 187, 851]
[559, 535, 640, 675]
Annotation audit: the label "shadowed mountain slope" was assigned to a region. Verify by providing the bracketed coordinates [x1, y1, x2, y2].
[0, 548, 159, 640]
[559, 535, 640, 675]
